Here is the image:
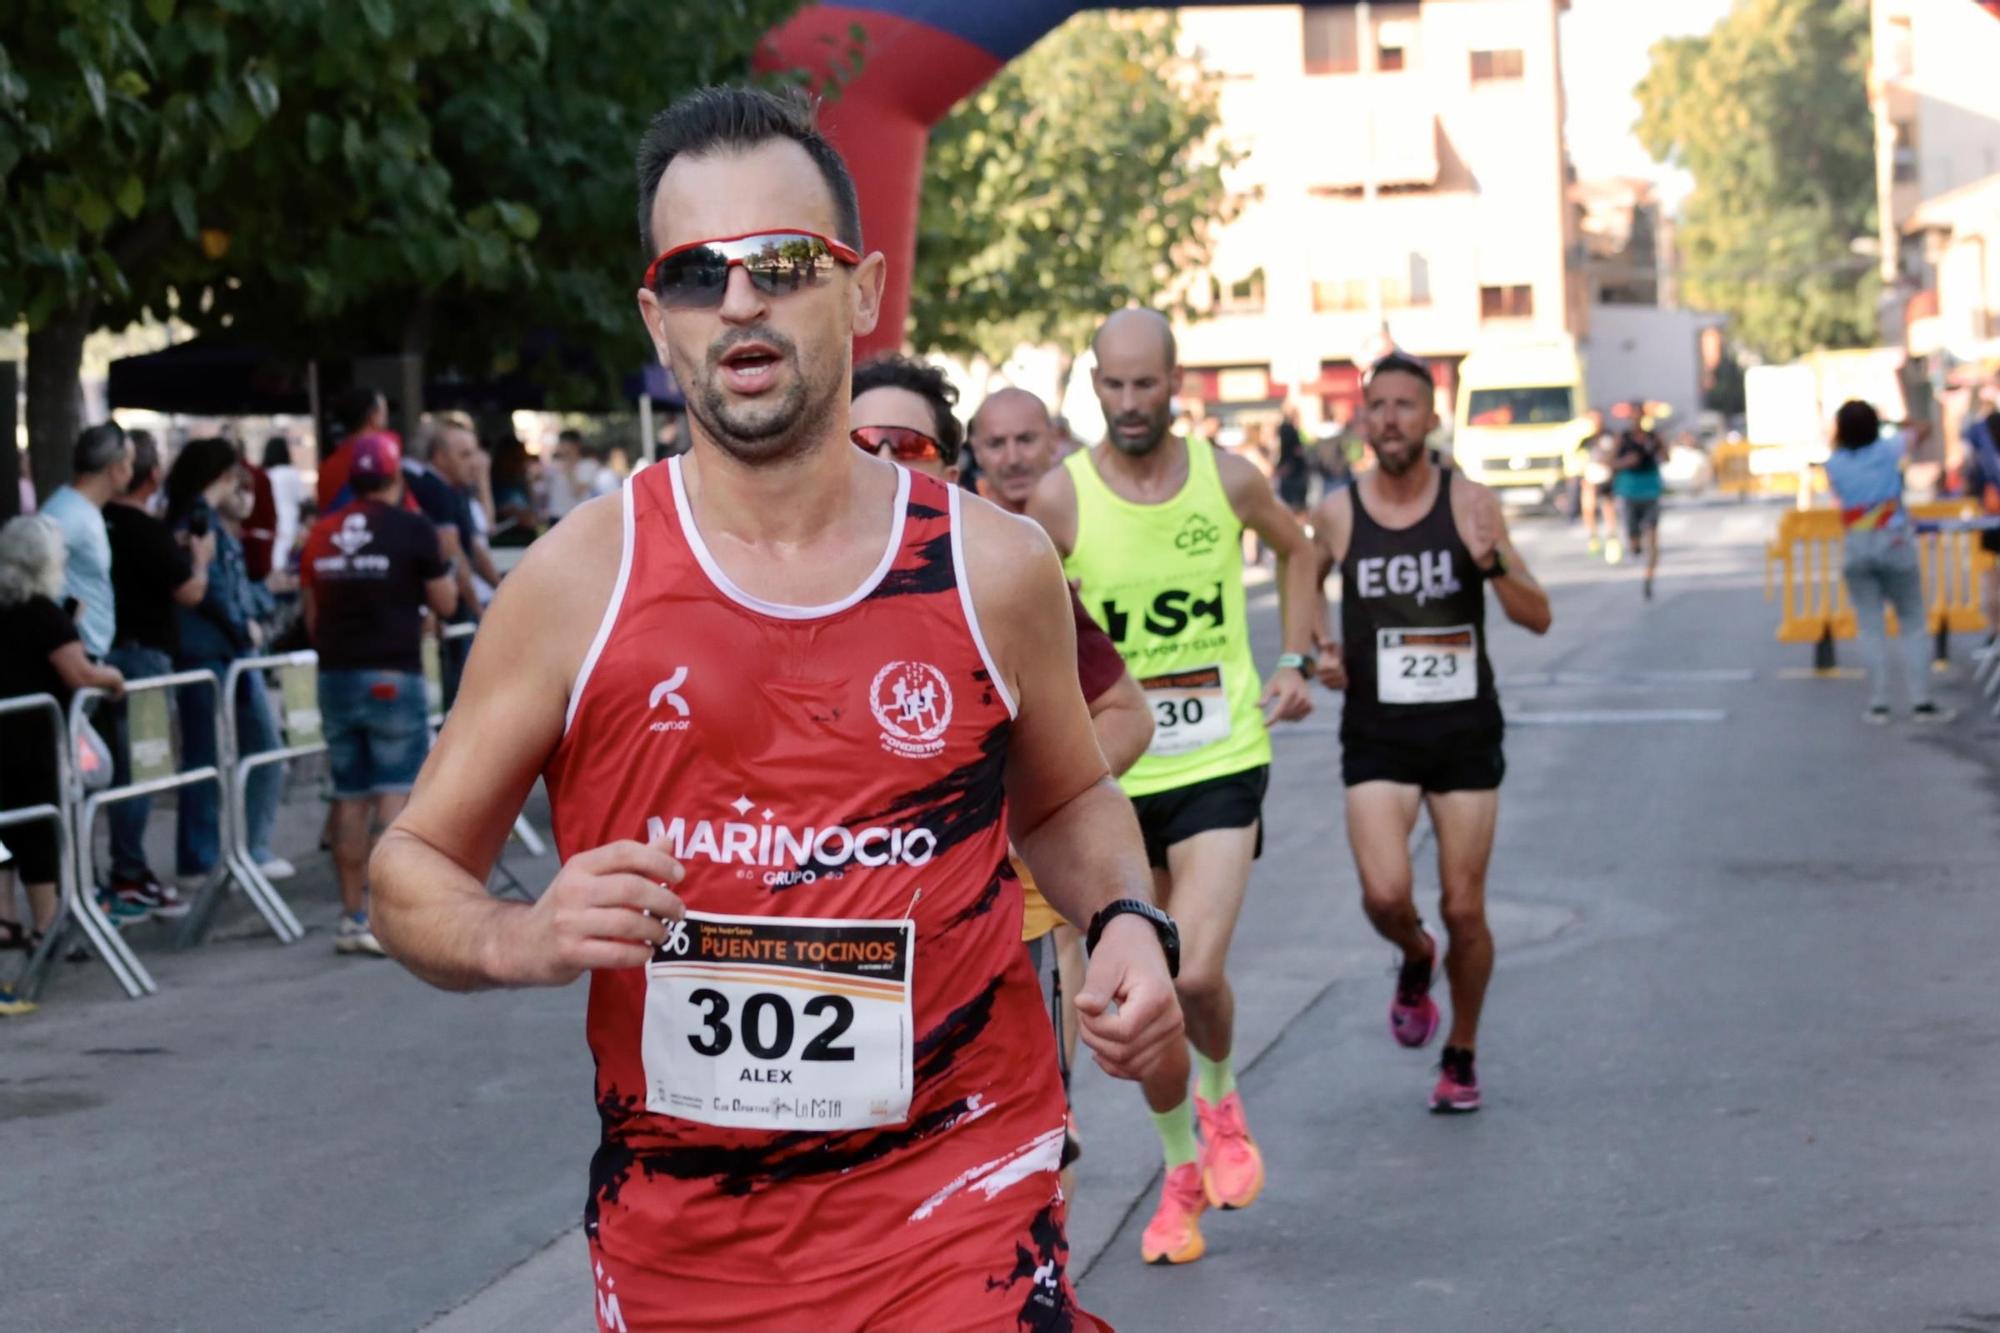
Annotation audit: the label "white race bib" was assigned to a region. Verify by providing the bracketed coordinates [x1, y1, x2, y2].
[1139, 664, 1232, 756]
[1376, 627, 1479, 705]
[642, 911, 915, 1131]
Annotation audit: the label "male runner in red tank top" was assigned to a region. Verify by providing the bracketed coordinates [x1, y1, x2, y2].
[369, 87, 1183, 1333]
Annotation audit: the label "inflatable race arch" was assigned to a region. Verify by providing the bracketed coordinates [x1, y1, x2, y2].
[757, 2, 1358, 357]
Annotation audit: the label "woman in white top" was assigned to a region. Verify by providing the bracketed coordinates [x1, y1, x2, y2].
[260, 437, 304, 573]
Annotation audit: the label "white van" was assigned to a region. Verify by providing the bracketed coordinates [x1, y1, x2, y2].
[1451, 336, 1593, 503]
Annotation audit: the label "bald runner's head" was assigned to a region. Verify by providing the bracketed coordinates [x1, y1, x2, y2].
[1091, 308, 1181, 457]
[969, 387, 1057, 513]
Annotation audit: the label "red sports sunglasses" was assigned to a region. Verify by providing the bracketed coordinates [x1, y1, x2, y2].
[852, 425, 945, 465]
[643, 229, 861, 309]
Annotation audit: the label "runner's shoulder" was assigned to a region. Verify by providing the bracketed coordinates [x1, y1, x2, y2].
[1450, 469, 1504, 522]
[1213, 443, 1275, 505]
[960, 489, 1065, 602]
[1309, 482, 1356, 556]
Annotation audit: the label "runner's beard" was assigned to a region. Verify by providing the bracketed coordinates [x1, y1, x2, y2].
[1374, 437, 1424, 476]
[1108, 409, 1170, 456]
[687, 329, 834, 466]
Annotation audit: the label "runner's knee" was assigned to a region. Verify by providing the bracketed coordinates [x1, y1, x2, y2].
[1438, 896, 1490, 942]
[1360, 877, 1417, 922]
[1174, 963, 1229, 1013]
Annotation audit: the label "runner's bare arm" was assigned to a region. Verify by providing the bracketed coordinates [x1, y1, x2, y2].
[1087, 670, 1154, 777]
[1305, 488, 1352, 690]
[1023, 462, 1080, 558]
[1455, 479, 1553, 635]
[371, 494, 688, 991]
[963, 500, 1184, 1081]
[1216, 449, 1316, 721]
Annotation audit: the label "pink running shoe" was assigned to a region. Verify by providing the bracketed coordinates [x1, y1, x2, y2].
[1139, 1162, 1207, 1265]
[1429, 1045, 1481, 1114]
[1389, 928, 1441, 1049]
[1195, 1091, 1265, 1210]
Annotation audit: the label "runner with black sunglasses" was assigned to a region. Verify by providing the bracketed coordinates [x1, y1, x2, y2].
[369, 87, 1179, 1333]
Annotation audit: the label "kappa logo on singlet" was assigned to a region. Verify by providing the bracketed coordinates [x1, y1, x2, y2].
[647, 667, 690, 733]
[330, 512, 372, 557]
[1355, 550, 1462, 607]
[870, 660, 953, 759]
[644, 793, 938, 888]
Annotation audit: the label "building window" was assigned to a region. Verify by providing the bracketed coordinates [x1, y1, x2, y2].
[1408, 252, 1431, 307]
[1309, 256, 1433, 313]
[1892, 120, 1918, 184]
[1303, 9, 1359, 76]
[1216, 267, 1266, 315]
[1480, 284, 1535, 320]
[1378, 43, 1407, 72]
[1470, 49, 1525, 82]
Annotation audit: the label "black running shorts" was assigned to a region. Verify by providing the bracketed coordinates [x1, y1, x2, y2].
[1128, 765, 1268, 869]
[1342, 729, 1505, 793]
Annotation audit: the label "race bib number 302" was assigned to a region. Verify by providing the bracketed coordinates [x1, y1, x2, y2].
[642, 912, 914, 1132]
[1139, 664, 1232, 756]
[1376, 626, 1479, 706]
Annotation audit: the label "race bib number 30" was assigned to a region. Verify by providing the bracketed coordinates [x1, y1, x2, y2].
[1139, 664, 1232, 756]
[642, 912, 914, 1132]
[1376, 627, 1479, 705]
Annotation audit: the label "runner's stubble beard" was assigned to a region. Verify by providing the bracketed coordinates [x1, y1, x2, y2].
[686, 326, 843, 467]
[1108, 400, 1173, 457]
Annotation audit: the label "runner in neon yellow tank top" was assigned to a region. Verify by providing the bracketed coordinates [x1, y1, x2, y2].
[1029, 308, 1323, 1268]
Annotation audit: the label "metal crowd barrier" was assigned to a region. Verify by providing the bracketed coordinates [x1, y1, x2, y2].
[1, 694, 134, 1002]
[184, 653, 318, 947]
[65, 672, 235, 997]
[1763, 501, 1994, 670]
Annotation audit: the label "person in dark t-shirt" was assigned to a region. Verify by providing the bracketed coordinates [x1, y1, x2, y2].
[102, 431, 214, 917]
[300, 433, 457, 957]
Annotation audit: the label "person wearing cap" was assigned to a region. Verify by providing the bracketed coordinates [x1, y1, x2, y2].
[300, 432, 458, 956]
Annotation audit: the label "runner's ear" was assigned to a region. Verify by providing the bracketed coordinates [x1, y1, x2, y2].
[849, 250, 887, 340]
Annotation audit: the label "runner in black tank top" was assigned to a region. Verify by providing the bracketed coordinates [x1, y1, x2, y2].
[1309, 352, 1552, 1116]
[1340, 464, 1502, 748]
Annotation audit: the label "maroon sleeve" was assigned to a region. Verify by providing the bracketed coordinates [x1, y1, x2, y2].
[1070, 586, 1128, 701]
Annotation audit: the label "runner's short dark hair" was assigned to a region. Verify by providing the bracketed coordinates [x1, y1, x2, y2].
[635, 86, 862, 260]
[1834, 399, 1880, 450]
[1366, 351, 1435, 390]
[852, 354, 964, 467]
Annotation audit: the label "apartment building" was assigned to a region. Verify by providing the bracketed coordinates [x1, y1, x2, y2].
[1170, 1, 1579, 434]
[1870, 0, 2000, 454]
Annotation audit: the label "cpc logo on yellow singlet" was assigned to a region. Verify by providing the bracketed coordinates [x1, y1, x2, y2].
[870, 660, 953, 759]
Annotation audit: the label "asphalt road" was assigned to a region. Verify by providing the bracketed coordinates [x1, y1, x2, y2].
[5, 495, 1997, 1333]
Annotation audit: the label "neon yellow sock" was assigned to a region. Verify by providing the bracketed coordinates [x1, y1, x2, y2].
[1194, 1050, 1237, 1103]
[1150, 1100, 1199, 1168]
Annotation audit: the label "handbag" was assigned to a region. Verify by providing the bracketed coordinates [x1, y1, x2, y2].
[76, 716, 114, 792]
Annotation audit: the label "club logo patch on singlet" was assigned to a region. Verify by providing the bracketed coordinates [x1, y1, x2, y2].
[870, 660, 954, 758]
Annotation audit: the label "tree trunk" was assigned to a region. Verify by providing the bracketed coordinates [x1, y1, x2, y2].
[26, 303, 95, 504]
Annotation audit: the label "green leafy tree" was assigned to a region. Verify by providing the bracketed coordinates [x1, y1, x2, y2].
[2, 0, 795, 496]
[910, 10, 1242, 375]
[1635, 0, 1877, 364]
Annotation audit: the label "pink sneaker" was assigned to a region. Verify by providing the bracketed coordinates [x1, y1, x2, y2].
[1139, 1162, 1207, 1265]
[1429, 1045, 1481, 1114]
[1389, 928, 1441, 1049]
[1195, 1091, 1265, 1210]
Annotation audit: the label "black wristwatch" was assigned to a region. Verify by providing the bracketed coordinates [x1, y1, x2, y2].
[1482, 547, 1509, 580]
[1085, 899, 1181, 978]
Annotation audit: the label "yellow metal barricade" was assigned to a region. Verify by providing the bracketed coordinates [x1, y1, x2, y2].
[1765, 501, 1994, 665]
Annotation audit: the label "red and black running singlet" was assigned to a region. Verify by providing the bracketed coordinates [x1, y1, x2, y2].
[543, 458, 1079, 1319]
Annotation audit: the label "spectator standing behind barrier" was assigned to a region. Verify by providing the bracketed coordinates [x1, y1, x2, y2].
[163, 439, 292, 890]
[424, 415, 505, 706]
[1275, 405, 1311, 516]
[300, 433, 456, 957]
[317, 385, 392, 513]
[1825, 401, 1952, 725]
[262, 437, 305, 574]
[39, 423, 135, 665]
[1961, 390, 2000, 644]
[0, 516, 125, 954]
[102, 431, 215, 921]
